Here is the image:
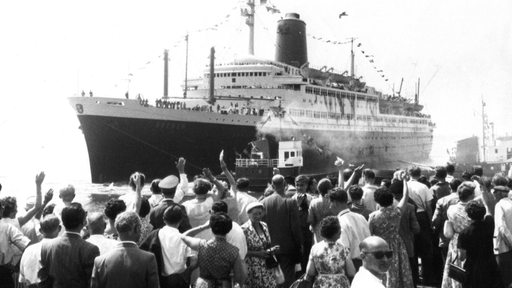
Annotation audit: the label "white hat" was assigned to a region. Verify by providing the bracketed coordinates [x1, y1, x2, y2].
[158, 175, 179, 189]
[246, 202, 264, 213]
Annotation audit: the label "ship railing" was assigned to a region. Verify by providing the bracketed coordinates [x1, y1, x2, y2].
[236, 158, 279, 168]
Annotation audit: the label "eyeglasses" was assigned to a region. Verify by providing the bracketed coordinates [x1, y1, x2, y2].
[364, 250, 393, 260]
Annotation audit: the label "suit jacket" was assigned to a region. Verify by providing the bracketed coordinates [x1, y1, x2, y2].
[149, 199, 191, 232]
[91, 241, 160, 288]
[261, 193, 303, 256]
[39, 232, 100, 288]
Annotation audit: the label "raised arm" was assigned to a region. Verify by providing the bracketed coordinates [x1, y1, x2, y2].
[18, 172, 44, 227]
[397, 171, 410, 211]
[174, 158, 188, 203]
[219, 150, 237, 194]
[203, 168, 226, 201]
[335, 157, 345, 189]
[181, 234, 204, 251]
[35, 189, 54, 220]
[133, 173, 143, 214]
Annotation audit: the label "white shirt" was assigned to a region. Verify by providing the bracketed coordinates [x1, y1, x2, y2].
[158, 226, 193, 276]
[362, 184, 379, 211]
[19, 238, 51, 285]
[182, 197, 214, 228]
[494, 197, 512, 254]
[338, 209, 371, 260]
[196, 221, 247, 260]
[236, 192, 258, 225]
[148, 194, 163, 208]
[87, 234, 119, 255]
[351, 266, 385, 288]
[0, 221, 30, 265]
[407, 179, 433, 212]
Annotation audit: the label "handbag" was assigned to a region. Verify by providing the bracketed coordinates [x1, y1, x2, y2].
[448, 254, 467, 283]
[272, 265, 285, 285]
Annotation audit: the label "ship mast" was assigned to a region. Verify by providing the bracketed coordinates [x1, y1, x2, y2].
[350, 37, 355, 77]
[183, 34, 189, 98]
[163, 49, 169, 99]
[481, 96, 488, 162]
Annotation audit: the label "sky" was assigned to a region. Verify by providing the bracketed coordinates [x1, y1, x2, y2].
[0, 0, 511, 185]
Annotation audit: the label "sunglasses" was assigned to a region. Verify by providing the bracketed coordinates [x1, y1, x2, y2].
[364, 250, 393, 260]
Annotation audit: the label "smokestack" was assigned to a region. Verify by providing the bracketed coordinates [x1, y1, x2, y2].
[209, 47, 215, 104]
[275, 13, 308, 68]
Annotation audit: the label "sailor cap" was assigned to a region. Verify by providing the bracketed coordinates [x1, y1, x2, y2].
[158, 175, 179, 189]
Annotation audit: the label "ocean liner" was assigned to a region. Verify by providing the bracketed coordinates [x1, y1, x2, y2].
[69, 12, 434, 183]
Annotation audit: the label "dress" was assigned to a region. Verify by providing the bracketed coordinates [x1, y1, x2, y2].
[309, 240, 350, 288]
[369, 207, 414, 288]
[458, 215, 503, 288]
[196, 238, 239, 288]
[441, 202, 472, 288]
[241, 221, 276, 288]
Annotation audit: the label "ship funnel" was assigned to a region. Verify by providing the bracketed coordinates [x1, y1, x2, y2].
[275, 13, 308, 68]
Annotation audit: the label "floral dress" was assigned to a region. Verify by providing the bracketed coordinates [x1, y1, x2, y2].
[441, 202, 472, 288]
[241, 221, 277, 288]
[369, 206, 414, 288]
[309, 240, 350, 288]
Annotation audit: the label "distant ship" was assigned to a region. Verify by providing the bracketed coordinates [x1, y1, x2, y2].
[69, 10, 434, 183]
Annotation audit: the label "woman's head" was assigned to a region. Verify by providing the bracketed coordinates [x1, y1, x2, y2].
[209, 212, 233, 236]
[104, 199, 127, 221]
[128, 172, 146, 191]
[320, 216, 341, 241]
[465, 200, 486, 221]
[374, 187, 394, 207]
[457, 181, 476, 202]
[193, 178, 212, 196]
[246, 202, 264, 223]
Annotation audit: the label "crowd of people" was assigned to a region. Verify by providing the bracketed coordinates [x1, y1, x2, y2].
[2, 156, 512, 288]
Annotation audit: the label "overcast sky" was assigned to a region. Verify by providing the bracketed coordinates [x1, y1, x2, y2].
[1, 0, 511, 182]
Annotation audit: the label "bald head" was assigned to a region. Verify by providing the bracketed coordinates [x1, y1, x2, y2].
[87, 212, 107, 235]
[359, 236, 392, 276]
[271, 174, 286, 194]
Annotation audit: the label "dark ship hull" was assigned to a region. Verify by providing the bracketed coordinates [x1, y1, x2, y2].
[73, 98, 432, 183]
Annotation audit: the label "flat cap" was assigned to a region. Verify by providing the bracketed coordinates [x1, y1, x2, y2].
[158, 175, 179, 189]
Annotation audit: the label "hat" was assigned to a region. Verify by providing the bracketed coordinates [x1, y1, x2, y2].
[246, 202, 264, 213]
[158, 175, 179, 189]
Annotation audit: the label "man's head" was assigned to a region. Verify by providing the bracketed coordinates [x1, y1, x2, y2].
[359, 236, 392, 276]
[435, 166, 447, 181]
[193, 178, 212, 196]
[473, 165, 483, 177]
[236, 178, 250, 192]
[39, 214, 61, 239]
[158, 175, 179, 198]
[59, 185, 76, 204]
[457, 181, 476, 202]
[0, 197, 17, 218]
[492, 174, 508, 187]
[446, 162, 455, 176]
[115, 211, 141, 242]
[363, 169, 376, 185]
[449, 178, 462, 193]
[271, 174, 286, 194]
[317, 178, 332, 196]
[163, 205, 183, 227]
[328, 187, 348, 211]
[493, 186, 510, 202]
[408, 166, 422, 179]
[150, 179, 161, 195]
[211, 201, 228, 214]
[87, 212, 107, 235]
[295, 175, 309, 194]
[61, 203, 87, 232]
[348, 185, 364, 202]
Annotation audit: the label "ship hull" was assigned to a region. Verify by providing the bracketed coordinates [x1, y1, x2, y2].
[72, 97, 433, 182]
